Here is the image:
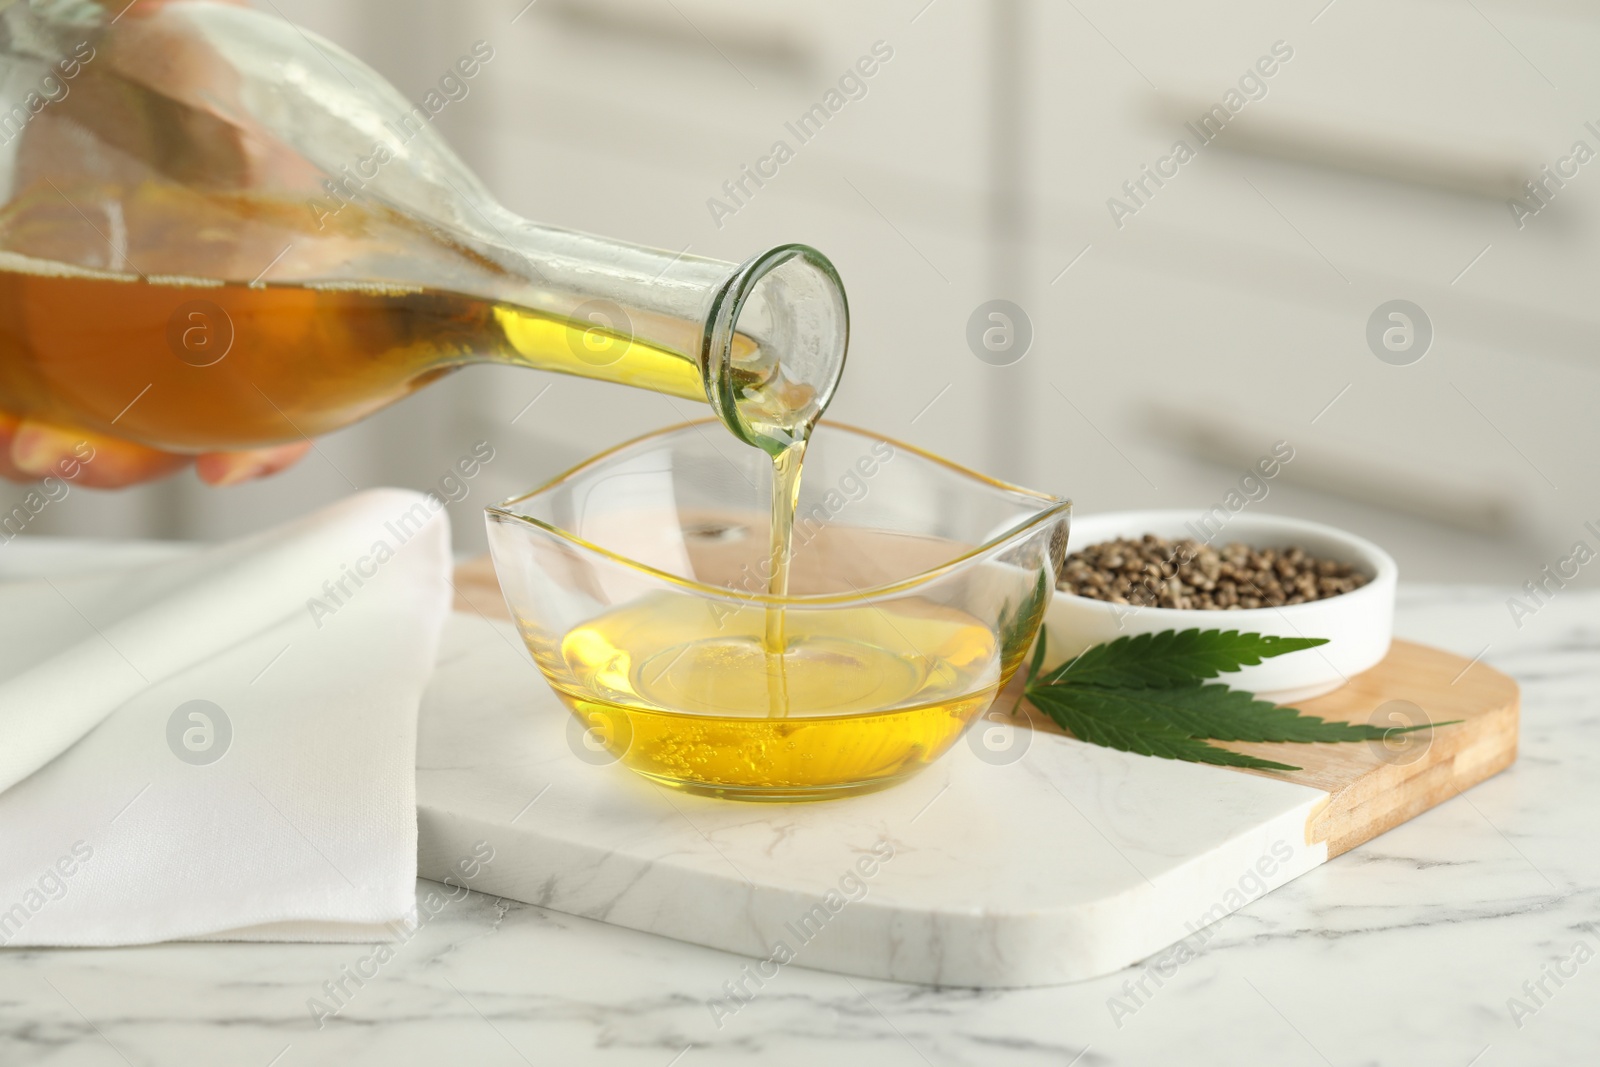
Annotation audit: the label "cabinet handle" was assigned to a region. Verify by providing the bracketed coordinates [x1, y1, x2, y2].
[1149, 94, 1533, 201]
[1141, 403, 1518, 536]
[539, 0, 815, 82]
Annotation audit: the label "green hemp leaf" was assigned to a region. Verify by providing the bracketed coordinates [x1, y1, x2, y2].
[1021, 627, 1453, 772]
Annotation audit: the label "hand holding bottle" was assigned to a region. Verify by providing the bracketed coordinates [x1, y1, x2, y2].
[0, 0, 313, 490]
[0, 414, 309, 488]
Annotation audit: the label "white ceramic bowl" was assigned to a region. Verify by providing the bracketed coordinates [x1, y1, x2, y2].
[1043, 511, 1397, 702]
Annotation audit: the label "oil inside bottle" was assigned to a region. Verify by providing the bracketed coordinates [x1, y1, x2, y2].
[0, 181, 783, 452]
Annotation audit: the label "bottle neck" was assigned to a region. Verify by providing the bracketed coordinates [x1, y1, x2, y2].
[469, 211, 848, 455]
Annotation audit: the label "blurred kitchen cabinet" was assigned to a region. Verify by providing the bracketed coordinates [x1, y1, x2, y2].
[1021, 0, 1600, 546]
[1027, 0, 1600, 321]
[482, 0, 992, 226]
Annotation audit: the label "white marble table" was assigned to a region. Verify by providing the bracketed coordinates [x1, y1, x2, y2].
[2, 582, 1595, 1066]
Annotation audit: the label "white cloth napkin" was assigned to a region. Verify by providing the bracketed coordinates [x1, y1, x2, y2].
[0, 489, 451, 945]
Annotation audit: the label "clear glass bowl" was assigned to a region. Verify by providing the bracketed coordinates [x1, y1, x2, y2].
[485, 421, 1070, 801]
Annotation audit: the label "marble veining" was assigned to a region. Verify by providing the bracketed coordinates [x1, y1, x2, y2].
[0, 583, 1595, 1064]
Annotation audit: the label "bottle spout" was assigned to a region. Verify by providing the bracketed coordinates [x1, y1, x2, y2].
[482, 221, 848, 454]
[476, 220, 849, 452]
[703, 243, 848, 455]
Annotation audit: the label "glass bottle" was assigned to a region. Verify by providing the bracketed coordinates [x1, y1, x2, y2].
[0, 0, 848, 457]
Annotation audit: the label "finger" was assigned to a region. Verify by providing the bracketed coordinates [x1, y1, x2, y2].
[0, 412, 32, 483]
[124, 0, 247, 15]
[10, 420, 189, 488]
[195, 442, 312, 487]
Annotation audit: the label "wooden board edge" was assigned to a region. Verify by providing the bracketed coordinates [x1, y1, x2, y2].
[1316, 689, 1520, 857]
[453, 554, 509, 620]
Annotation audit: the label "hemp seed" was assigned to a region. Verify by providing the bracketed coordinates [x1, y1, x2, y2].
[1058, 534, 1369, 610]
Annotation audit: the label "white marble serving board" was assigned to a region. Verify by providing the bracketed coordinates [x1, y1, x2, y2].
[416, 613, 1338, 988]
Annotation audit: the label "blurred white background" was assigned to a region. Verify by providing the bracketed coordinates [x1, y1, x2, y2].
[7, 0, 1599, 589]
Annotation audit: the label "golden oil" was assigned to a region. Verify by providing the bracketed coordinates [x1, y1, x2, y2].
[0, 181, 775, 452]
[542, 590, 1003, 799]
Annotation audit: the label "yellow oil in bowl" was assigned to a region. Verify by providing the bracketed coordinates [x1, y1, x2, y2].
[542, 591, 1002, 800]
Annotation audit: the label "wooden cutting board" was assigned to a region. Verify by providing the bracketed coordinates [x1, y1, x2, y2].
[424, 556, 1518, 986]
